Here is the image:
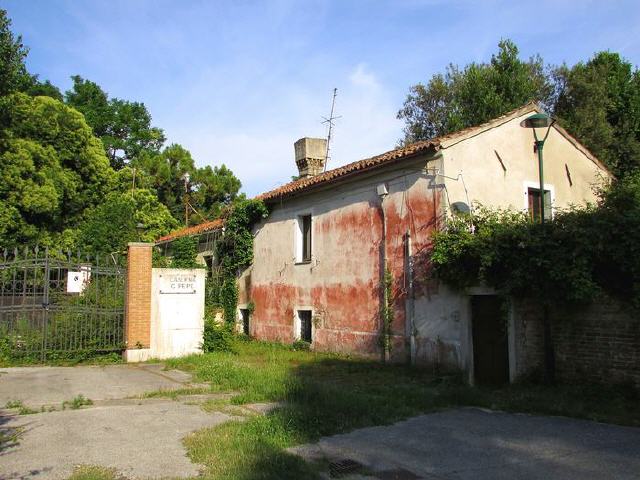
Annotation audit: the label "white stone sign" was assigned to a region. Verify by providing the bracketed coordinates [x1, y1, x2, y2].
[159, 273, 197, 294]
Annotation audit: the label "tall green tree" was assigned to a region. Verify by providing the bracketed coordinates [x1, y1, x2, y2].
[0, 93, 114, 248]
[554, 52, 640, 177]
[65, 75, 166, 169]
[0, 9, 32, 96]
[132, 144, 241, 225]
[398, 40, 552, 144]
[78, 188, 178, 254]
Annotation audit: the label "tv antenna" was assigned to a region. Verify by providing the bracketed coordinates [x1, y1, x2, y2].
[321, 88, 341, 172]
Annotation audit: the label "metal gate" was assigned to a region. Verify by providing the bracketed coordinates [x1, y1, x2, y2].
[0, 247, 126, 361]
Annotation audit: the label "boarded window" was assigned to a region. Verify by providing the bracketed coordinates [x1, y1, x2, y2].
[300, 215, 312, 262]
[298, 310, 312, 343]
[527, 188, 552, 221]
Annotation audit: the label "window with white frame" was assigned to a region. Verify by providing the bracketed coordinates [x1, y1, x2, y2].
[523, 182, 554, 221]
[295, 214, 312, 263]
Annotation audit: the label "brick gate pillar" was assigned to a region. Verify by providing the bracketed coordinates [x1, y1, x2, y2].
[123, 242, 153, 362]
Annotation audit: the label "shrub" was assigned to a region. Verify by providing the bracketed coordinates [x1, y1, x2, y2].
[202, 316, 234, 353]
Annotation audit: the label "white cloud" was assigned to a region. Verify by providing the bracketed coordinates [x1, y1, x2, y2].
[164, 63, 402, 197]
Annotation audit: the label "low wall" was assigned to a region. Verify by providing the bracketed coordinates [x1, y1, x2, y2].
[514, 297, 640, 387]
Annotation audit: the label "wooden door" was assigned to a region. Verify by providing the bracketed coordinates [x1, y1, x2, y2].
[471, 296, 509, 385]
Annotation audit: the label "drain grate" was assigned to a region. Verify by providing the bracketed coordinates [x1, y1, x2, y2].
[329, 458, 365, 478]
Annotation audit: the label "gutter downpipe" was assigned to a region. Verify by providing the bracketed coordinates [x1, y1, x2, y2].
[405, 230, 416, 365]
[378, 192, 389, 363]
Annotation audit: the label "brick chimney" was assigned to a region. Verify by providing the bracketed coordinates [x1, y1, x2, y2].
[294, 137, 327, 179]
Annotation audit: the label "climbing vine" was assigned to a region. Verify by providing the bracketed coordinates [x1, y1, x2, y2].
[216, 199, 269, 323]
[430, 174, 640, 308]
[379, 266, 394, 357]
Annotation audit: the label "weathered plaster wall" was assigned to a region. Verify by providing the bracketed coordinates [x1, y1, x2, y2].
[239, 155, 443, 361]
[409, 111, 613, 374]
[440, 111, 610, 214]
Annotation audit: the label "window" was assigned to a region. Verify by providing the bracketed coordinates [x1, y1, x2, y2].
[240, 309, 250, 336]
[297, 310, 312, 343]
[297, 214, 312, 263]
[527, 187, 552, 221]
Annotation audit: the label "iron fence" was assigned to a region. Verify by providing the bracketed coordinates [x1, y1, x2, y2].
[0, 247, 126, 361]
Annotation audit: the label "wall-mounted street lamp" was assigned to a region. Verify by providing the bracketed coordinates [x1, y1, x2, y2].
[520, 112, 556, 224]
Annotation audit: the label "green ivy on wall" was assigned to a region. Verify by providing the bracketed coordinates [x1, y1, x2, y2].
[430, 173, 640, 308]
[216, 199, 268, 324]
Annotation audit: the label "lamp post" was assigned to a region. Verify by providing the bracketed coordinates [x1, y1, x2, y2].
[520, 111, 557, 384]
[520, 112, 556, 223]
[182, 172, 191, 227]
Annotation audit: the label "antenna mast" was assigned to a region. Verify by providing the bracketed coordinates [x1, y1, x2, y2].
[321, 88, 340, 172]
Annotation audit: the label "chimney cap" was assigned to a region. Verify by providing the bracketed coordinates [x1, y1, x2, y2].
[294, 137, 327, 179]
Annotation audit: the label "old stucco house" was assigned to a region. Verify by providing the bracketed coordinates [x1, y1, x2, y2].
[234, 102, 611, 383]
[157, 102, 615, 384]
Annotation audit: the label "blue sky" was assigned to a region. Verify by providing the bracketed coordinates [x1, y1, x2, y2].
[5, 0, 640, 196]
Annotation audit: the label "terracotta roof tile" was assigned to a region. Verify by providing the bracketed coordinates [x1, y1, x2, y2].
[156, 218, 224, 243]
[257, 102, 543, 202]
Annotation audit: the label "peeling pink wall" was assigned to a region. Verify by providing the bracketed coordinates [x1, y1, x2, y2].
[238, 157, 441, 361]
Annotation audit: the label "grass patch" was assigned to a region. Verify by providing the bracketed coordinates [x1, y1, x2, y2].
[137, 386, 212, 400]
[62, 394, 93, 410]
[167, 339, 640, 480]
[0, 351, 123, 368]
[4, 400, 39, 415]
[67, 465, 123, 480]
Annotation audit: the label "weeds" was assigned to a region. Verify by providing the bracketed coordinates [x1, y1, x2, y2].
[4, 400, 38, 415]
[167, 339, 640, 480]
[62, 395, 93, 410]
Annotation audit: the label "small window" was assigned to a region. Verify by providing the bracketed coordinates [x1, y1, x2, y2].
[240, 309, 250, 336]
[297, 214, 312, 263]
[298, 310, 312, 343]
[527, 188, 552, 221]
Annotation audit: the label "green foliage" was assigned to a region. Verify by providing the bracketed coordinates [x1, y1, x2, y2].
[554, 51, 640, 178]
[65, 75, 166, 169]
[291, 339, 311, 351]
[0, 93, 114, 248]
[202, 315, 234, 353]
[0, 9, 32, 96]
[431, 175, 640, 307]
[169, 236, 200, 268]
[132, 144, 241, 225]
[398, 39, 552, 143]
[62, 394, 93, 410]
[78, 188, 178, 254]
[216, 199, 269, 323]
[379, 267, 394, 355]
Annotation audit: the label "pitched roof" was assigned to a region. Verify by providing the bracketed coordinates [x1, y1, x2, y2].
[156, 101, 609, 242]
[156, 218, 223, 243]
[257, 102, 550, 202]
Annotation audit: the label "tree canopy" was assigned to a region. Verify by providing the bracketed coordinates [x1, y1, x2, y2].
[398, 40, 640, 178]
[0, 93, 113, 247]
[0, 8, 243, 251]
[554, 52, 640, 178]
[65, 75, 166, 170]
[398, 40, 552, 143]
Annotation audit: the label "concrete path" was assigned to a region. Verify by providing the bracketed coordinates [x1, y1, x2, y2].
[0, 364, 227, 480]
[291, 408, 640, 480]
[0, 364, 199, 408]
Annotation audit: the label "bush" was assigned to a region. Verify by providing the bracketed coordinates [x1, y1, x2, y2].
[202, 316, 234, 353]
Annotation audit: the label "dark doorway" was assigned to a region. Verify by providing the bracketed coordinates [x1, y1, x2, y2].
[298, 310, 312, 343]
[471, 295, 509, 385]
[240, 309, 250, 336]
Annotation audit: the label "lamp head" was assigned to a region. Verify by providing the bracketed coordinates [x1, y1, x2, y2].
[520, 112, 554, 129]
